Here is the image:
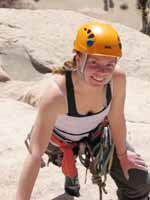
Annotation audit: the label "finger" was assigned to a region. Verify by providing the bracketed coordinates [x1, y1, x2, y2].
[131, 164, 148, 172]
[135, 155, 145, 161]
[135, 158, 148, 167]
[135, 159, 148, 168]
[129, 152, 143, 159]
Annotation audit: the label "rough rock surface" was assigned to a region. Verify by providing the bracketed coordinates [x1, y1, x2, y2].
[0, 45, 44, 81]
[0, 66, 11, 81]
[0, 8, 150, 200]
[0, 9, 150, 81]
[0, 0, 143, 30]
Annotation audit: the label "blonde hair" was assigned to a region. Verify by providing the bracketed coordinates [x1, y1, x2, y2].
[50, 55, 77, 74]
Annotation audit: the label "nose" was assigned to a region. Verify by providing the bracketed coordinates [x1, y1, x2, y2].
[97, 68, 112, 75]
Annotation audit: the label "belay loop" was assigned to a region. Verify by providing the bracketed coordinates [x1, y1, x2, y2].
[79, 120, 115, 200]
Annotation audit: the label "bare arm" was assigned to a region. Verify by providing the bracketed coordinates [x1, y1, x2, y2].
[108, 68, 127, 156]
[108, 68, 147, 179]
[16, 83, 66, 200]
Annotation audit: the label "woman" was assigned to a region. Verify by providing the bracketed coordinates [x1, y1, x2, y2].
[16, 22, 150, 200]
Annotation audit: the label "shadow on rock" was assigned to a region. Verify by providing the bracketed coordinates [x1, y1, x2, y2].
[52, 193, 74, 200]
[0, 45, 44, 81]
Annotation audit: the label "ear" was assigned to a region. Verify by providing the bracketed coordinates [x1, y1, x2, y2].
[115, 57, 119, 64]
[75, 53, 82, 66]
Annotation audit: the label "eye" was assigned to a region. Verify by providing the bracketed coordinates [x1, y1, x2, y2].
[105, 63, 115, 70]
[107, 64, 114, 67]
[107, 63, 115, 67]
[90, 60, 97, 64]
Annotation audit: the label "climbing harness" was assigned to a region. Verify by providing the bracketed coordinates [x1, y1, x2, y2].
[25, 119, 114, 200]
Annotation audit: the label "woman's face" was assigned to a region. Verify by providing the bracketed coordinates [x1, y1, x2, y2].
[82, 54, 117, 87]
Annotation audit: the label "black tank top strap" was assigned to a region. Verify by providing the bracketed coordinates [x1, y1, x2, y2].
[65, 71, 112, 116]
[65, 71, 78, 116]
[106, 83, 112, 106]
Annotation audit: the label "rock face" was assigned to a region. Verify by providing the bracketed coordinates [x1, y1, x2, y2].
[0, 0, 143, 31]
[0, 55, 11, 81]
[0, 45, 44, 81]
[0, 86, 150, 200]
[0, 0, 36, 9]
[0, 66, 11, 82]
[0, 0, 14, 8]
[0, 9, 150, 81]
[0, 99, 36, 200]
[0, 8, 150, 200]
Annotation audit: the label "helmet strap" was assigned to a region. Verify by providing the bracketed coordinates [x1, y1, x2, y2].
[77, 53, 87, 80]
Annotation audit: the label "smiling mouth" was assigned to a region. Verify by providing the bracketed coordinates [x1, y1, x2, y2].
[92, 76, 105, 82]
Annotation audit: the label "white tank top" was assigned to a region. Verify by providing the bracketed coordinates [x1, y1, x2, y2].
[52, 71, 112, 143]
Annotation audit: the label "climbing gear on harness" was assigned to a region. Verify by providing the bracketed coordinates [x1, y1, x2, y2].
[78, 119, 115, 200]
[65, 175, 80, 197]
[73, 22, 122, 58]
[25, 118, 114, 200]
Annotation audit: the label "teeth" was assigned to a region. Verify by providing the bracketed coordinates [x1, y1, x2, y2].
[93, 76, 104, 81]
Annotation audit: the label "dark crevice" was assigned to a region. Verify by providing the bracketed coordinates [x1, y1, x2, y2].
[0, 22, 20, 29]
[26, 51, 52, 74]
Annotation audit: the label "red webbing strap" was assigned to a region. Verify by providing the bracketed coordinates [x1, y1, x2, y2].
[50, 135, 77, 178]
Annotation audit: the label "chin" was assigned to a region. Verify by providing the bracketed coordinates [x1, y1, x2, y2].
[86, 80, 105, 88]
[88, 77, 110, 87]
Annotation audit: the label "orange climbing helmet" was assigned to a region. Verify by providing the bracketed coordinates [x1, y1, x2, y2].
[73, 22, 122, 58]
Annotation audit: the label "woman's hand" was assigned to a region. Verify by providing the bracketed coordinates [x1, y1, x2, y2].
[118, 150, 148, 180]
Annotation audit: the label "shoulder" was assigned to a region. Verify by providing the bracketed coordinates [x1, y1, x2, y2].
[113, 65, 126, 82]
[108, 65, 126, 119]
[39, 73, 67, 116]
[52, 73, 66, 94]
[112, 65, 126, 98]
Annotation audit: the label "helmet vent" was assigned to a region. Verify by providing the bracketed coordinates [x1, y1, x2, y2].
[88, 34, 95, 38]
[104, 45, 112, 49]
[87, 29, 91, 34]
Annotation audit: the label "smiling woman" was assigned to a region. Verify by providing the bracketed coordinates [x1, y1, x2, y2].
[16, 22, 150, 200]
[83, 55, 117, 86]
